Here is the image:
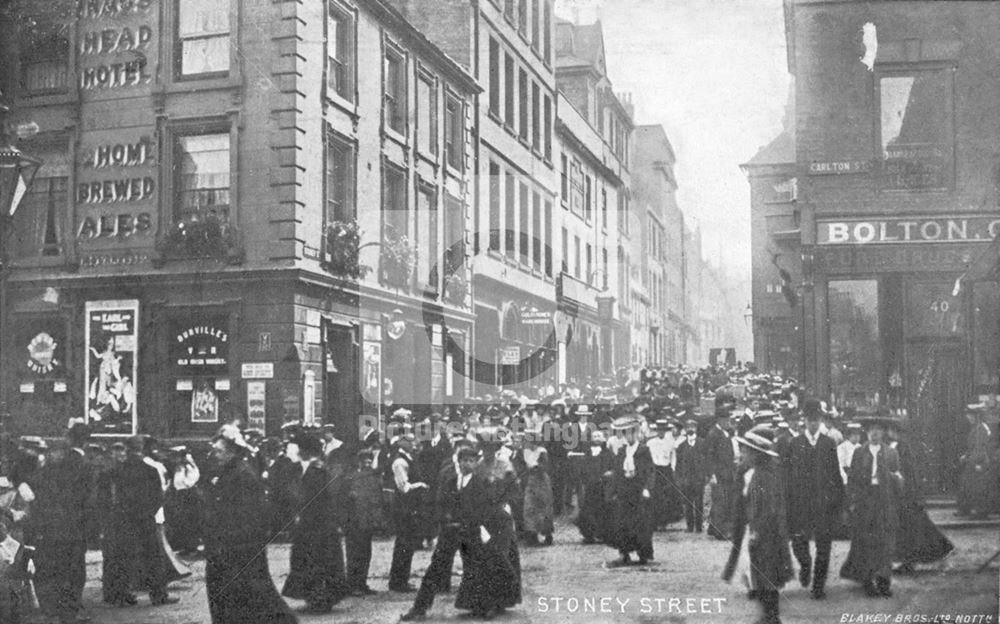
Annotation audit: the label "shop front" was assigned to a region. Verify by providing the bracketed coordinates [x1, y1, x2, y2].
[811, 216, 1000, 493]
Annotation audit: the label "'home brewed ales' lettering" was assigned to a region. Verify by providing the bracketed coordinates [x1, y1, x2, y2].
[88, 140, 154, 168]
[77, 213, 153, 239]
[77, 178, 155, 203]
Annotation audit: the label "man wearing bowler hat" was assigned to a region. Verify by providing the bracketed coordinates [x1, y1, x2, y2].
[705, 407, 738, 540]
[787, 399, 843, 600]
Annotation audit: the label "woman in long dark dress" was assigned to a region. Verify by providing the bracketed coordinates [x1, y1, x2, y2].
[281, 435, 349, 613]
[723, 425, 793, 624]
[455, 431, 522, 616]
[887, 424, 953, 572]
[204, 431, 297, 624]
[609, 416, 655, 565]
[840, 419, 901, 598]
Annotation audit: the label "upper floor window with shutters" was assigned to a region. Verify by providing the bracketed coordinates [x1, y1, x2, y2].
[877, 68, 954, 191]
[176, 133, 230, 223]
[177, 0, 230, 78]
[328, 5, 355, 102]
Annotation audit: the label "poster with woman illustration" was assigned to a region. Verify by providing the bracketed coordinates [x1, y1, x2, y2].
[85, 300, 139, 435]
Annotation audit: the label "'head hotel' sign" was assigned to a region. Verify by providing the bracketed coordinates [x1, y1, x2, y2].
[817, 216, 1000, 245]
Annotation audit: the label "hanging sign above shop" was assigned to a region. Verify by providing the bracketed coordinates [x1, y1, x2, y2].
[817, 215, 1000, 245]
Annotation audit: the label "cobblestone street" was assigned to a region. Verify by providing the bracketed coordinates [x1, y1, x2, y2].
[62, 519, 998, 624]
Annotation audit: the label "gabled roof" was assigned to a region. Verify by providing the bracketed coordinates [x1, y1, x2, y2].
[555, 18, 607, 77]
[636, 125, 676, 163]
[744, 130, 795, 168]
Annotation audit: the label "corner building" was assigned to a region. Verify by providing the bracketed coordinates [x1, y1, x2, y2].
[0, 0, 479, 439]
[785, 0, 1000, 493]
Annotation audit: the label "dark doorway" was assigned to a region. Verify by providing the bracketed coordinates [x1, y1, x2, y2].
[325, 323, 361, 441]
[905, 341, 967, 495]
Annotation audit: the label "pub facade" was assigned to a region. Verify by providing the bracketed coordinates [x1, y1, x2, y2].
[0, 0, 478, 440]
[785, 0, 1000, 493]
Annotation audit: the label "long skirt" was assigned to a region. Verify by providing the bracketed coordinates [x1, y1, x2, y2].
[455, 520, 521, 614]
[611, 486, 654, 559]
[523, 471, 554, 535]
[653, 466, 684, 526]
[165, 488, 202, 553]
[207, 544, 297, 624]
[282, 532, 348, 608]
[895, 501, 953, 564]
[576, 479, 613, 541]
[840, 485, 898, 584]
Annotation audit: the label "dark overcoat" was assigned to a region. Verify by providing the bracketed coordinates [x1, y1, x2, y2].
[723, 461, 794, 591]
[786, 433, 844, 538]
[204, 457, 297, 624]
[609, 444, 655, 558]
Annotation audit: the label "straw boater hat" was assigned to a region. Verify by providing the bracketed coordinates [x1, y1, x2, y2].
[736, 424, 779, 457]
[611, 414, 643, 431]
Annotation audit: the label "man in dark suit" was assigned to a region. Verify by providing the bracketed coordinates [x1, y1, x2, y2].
[705, 409, 737, 540]
[118, 435, 178, 607]
[787, 399, 844, 600]
[416, 414, 453, 545]
[31, 422, 96, 623]
[675, 419, 708, 533]
[401, 440, 473, 621]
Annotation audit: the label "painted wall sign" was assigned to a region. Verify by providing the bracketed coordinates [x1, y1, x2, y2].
[171, 320, 229, 374]
[808, 161, 873, 175]
[85, 300, 139, 436]
[27, 333, 60, 374]
[78, 0, 156, 92]
[242, 362, 274, 379]
[815, 244, 974, 275]
[817, 216, 1000, 246]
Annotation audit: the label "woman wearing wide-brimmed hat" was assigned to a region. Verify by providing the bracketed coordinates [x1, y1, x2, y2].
[607, 415, 656, 566]
[839, 416, 902, 598]
[722, 425, 793, 624]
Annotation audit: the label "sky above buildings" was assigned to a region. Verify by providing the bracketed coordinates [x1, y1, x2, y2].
[555, 0, 790, 280]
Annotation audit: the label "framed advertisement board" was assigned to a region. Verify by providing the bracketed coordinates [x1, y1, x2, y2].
[85, 300, 139, 435]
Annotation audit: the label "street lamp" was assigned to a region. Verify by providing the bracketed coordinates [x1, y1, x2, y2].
[743, 303, 753, 327]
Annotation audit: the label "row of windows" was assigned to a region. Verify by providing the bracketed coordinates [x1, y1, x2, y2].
[558, 227, 608, 289]
[384, 45, 467, 172]
[488, 37, 553, 161]
[560, 153, 609, 230]
[486, 161, 553, 277]
[492, 0, 553, 67]
[381, 162, 467, 291]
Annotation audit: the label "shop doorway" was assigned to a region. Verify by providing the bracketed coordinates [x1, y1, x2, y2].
[325, 323, 361, 439]
[905, 341, 967, 495]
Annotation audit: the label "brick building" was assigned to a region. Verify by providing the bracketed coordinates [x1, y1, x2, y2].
[780, 0, 1000, 492]
[0, 0, 479, 439]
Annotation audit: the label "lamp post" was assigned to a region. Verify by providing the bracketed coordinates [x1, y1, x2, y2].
[0, 95, 42, 433]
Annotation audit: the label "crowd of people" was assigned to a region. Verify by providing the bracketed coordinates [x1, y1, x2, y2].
[0, 363, 995, 624]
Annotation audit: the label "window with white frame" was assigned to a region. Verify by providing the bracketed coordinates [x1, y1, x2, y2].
[176, 132, 231, 223]
[177, 0, 230, 77]
[417, 75, 437, 156]
[328, 5, 355, 101]
[384, 47, 407, 135]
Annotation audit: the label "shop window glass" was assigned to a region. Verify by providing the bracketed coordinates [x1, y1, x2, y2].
[878, 70, 953, 190]
[828, 280, 880, 409]
[177, 0, 230, 77]
[176, 133, 230, 223]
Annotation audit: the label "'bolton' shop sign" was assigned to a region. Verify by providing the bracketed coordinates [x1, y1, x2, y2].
[817, 215, 1000, 245]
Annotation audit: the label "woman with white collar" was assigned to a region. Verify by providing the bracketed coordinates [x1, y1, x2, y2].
[608, 415, 656, 566]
